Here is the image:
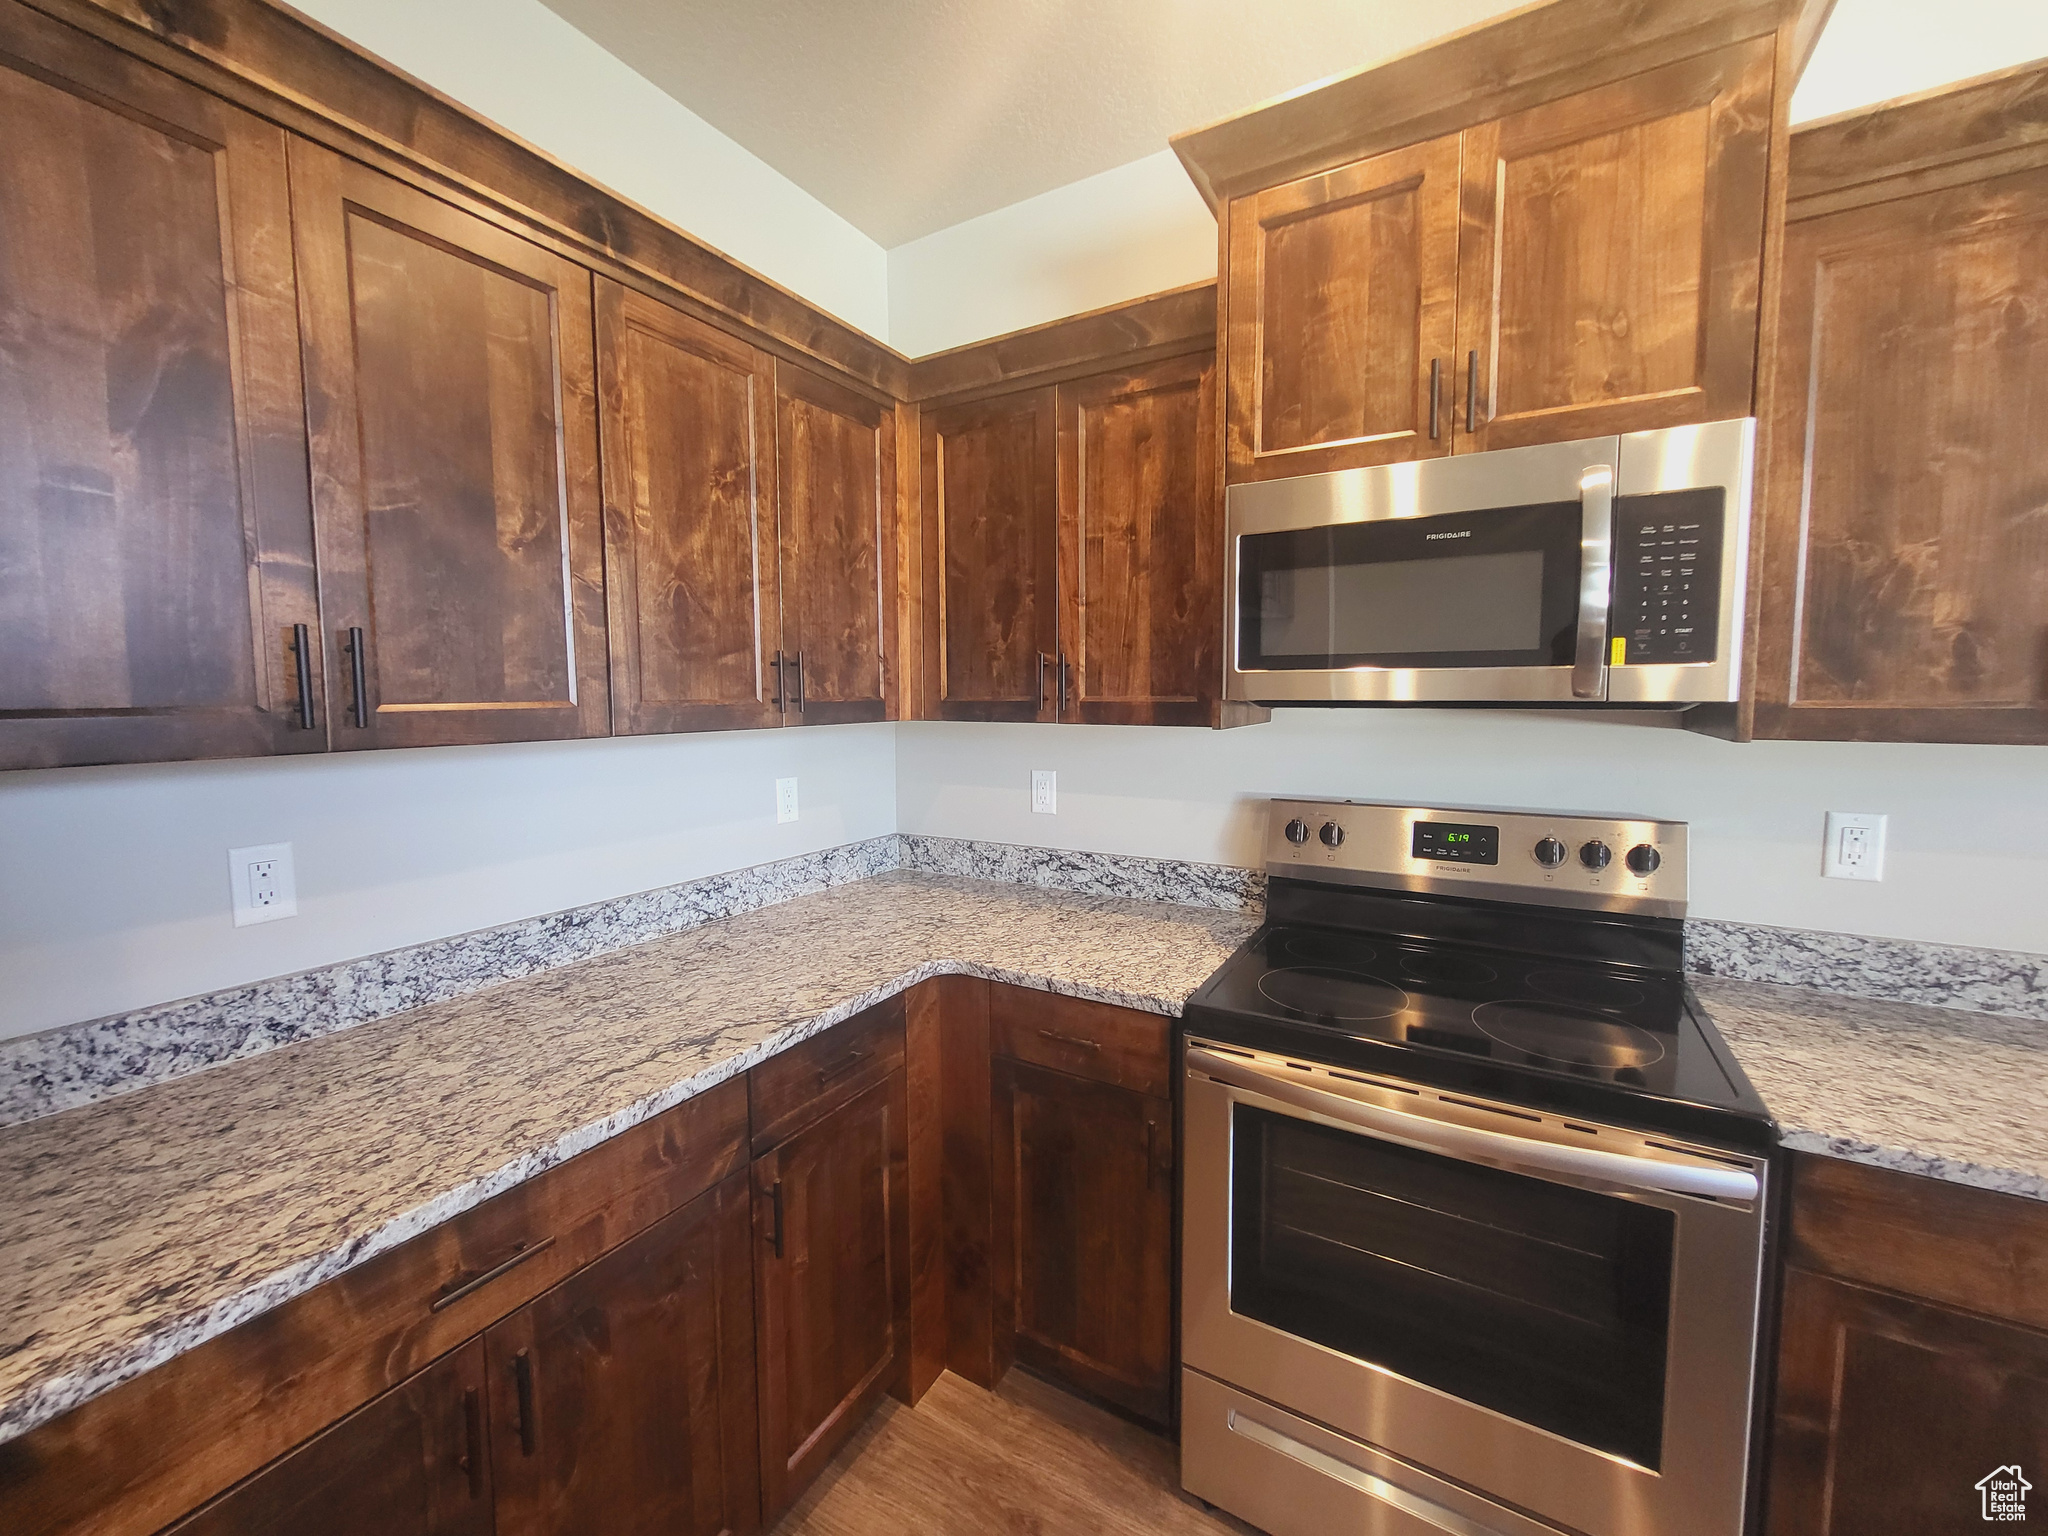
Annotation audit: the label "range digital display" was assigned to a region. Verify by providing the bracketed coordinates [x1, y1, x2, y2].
[1412, 821, 1500, 865]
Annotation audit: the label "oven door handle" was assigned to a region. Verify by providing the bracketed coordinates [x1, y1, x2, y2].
[1571, 462, 1615, 700]
[1186, 1048, 1757, 1202]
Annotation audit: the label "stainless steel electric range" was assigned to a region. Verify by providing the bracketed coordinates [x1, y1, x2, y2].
[1180, 799, 1776, 1536]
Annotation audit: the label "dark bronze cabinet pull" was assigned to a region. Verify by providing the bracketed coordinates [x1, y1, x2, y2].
[817, 1048, 869, 1086]
[1145, 1119, 1160, 1190]
[1058, 653, 1071, 714]
[770, 650, 786, 712]
[512, 1349, 536, 1456]
[343, 626, 369, 728]
[768, 1179, 785, 1258]
[792, 650, 805, 714]
[288, 623, 316, 729]
[1465, 350, 1480, 433]
[430, 1236, 555, 1313]
[459, 1385, 484, 1497]
[1037, 651, 1052, 711]
[1038, 1028, 1101, 1052]
[1428, 357, 1442, 441]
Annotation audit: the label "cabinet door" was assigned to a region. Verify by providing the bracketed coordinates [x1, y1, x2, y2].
[1224, 131, 1461, 482]
[0, 1, 323, 770]
[289, 139, 608, 749]
[1767, 1266, 2048, 1535]
[1455, 39, 1774, 452]
[486, 1172, 760, 1536]
[991, 1058, 1173, 1426]
[777, 363, 893, 725]
[1055, 352, 1219, 725]
[596, 279, 782, 734]
[753, 1072, 909, 1517]
[1753, 164, 2048, 744]
[168, 1340, 491, 1536]
[921, 388, 1058, 720]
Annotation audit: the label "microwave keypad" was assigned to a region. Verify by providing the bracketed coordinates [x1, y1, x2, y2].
[1611, 489, 1724, 665]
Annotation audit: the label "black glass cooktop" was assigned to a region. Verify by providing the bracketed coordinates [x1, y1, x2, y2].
[1185, 885, 1773, 1151]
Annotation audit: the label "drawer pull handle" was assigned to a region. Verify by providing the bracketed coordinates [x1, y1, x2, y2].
[513, 1348, 537, 1456]
[289, 623, 316, 729]
[459, 1385, 484, 1498]
[817, 1048, 870, 1086]
[431, 1236, 556, 1313]
[344, 626, 369, 728]
[1038, 1029, 1102, 1052]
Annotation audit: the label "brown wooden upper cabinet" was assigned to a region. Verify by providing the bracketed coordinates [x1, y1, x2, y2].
[1216, 35, 1776, 481]
[0, 1, 325, 770]
[1751, 64, 2048, 745]
[922, 349, 1220, 724]
[288, 140, 610, 751]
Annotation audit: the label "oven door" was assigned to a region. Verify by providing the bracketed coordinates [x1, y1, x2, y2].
[1226, 434, 1619, 704]
[1182, 1041, 1768, 1536]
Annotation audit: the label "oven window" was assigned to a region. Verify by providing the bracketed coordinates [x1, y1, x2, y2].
[1230, 1104, 1673, 1469]
[1237, 502, 1581, 670]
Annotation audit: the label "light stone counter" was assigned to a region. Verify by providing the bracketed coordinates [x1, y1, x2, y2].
[1696, 975, 2048, 1201]
[0, 872, 1253, 1447]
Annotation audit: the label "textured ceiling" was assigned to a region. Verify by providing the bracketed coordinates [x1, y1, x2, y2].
[535, 0, 1522, 247]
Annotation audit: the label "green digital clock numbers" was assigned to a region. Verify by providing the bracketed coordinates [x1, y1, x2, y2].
[1411, 821, 1500, 865]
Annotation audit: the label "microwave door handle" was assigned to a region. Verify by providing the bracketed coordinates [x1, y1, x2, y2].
[1186, 1047, 1758, 1202]
[1571, 463, 1615, 700]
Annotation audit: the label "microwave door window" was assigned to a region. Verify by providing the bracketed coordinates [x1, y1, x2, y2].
[1240, 502, 1582, 671]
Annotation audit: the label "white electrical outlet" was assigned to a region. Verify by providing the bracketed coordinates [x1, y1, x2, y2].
[229, 842, 298, 926]
[1031, 770, 1057, 815]
[775, 777, 799, 824]
[1823, 812, 1886, 881]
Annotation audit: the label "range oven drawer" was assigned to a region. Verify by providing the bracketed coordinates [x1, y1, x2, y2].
[1182, 1368, 1569, 1536]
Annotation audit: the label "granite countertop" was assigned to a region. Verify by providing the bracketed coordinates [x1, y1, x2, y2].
[0, 871, 1253, 1447]
[4, 866, 2042, 1453]
[1694, 975, 2048, 1202]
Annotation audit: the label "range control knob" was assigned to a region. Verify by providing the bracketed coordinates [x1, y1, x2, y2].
[1626, 843, 1662, 876]
[1284, 818, 1311, 846]
[1532, 836, 1568, 869]
[1579, 839, 1612, 871]
[1319, 821, 1346, 849]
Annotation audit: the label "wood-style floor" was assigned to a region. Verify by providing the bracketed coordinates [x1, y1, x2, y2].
[769, 1370, 1259, 1535]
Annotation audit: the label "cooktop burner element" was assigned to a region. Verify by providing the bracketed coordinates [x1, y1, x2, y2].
[1255, 967, 1409, 1021]
[1471, 1000, 1668, 1069]
[1183, 798, 1775, 1151]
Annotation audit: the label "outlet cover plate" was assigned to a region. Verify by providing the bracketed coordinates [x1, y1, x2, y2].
[1823, 812, 1886, 881]
[1031, 770, 1057, 815]
[229, 842, 297, 926]
[776, 777, 799, 824]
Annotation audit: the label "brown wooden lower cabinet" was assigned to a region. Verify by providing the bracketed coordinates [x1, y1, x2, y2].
[167, 1339, 493, 1536]
[991, 1057, 1174, 1425]
[487, 1172, 760, 1536]
[752, 1070, 912, 1518]
[1766, 1153, 2048, 1535]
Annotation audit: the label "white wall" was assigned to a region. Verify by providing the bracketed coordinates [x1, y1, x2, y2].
[0, 728, 896, 1042]
[1790, 0, 2048, 123]
[896, 715, 2048, 955]
[888, 150, 1217, 358]
[290, 0, 890, 340]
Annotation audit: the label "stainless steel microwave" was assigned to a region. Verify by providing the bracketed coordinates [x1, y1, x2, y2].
[1224, 418, 1754, 707]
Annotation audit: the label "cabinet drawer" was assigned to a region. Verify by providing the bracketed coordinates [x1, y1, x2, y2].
[749, 994, 907, 1157]
[989, 985, 1171, 1097]
[0, 1076, 749, 1536]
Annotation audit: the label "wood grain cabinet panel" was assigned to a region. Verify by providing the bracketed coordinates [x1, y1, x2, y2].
[487, 1173, 760, 1536]
[288, 139, 608, 749]
[1225, 132, 1461, 481]
[1753, 162, 2048, 743]
[1456, 39, 1775, 451]
[991, 1058, 1174, 1427]
[165, 1340, 493, 1536]
[0, 0, 323, 769]
[752, 1072, 911, 1518]
[1767, 1268, 2048, 1536]
[921, 388, 1059, 720]
[777, 364, 894, 725]
[1055, 353, 1220, 724]
[596, 279, 782, 735]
